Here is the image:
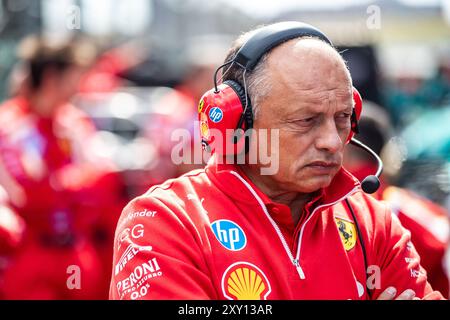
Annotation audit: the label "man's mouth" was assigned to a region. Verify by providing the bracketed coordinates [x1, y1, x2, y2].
[304, 161, 340, 173]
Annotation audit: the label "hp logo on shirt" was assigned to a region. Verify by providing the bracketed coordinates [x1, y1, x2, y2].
[208, 107, 223, 123]
[211, 220, 246, 251]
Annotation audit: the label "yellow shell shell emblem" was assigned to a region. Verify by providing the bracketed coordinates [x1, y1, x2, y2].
[222, 262, 271, 300]
[335, 217, 357, 251]
[200, 112, 209, 139]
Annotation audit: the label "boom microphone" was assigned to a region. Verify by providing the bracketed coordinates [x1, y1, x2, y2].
[349, 138, 383, 194]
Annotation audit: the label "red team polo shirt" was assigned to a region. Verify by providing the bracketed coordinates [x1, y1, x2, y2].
[110, 156, 443, 300]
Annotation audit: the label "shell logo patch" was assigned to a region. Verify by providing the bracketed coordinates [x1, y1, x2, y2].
[200, 112, 210, 140]
[221, 262, 271, 300]
[335, 217, 357, 251]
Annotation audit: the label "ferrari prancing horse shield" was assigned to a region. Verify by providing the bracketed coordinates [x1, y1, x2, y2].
[335, 217, 357, 251]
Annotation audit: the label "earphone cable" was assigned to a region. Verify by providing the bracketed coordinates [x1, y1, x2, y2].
[242, 68, 249, 114]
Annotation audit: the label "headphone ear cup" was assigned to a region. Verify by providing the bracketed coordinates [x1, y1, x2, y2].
[347, 87, 363, 143]
[198, 81, 249, 156]
[223, 80, 253, 153]
[223, 80, 253, 130]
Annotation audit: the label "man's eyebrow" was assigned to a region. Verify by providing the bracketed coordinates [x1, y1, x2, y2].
[340, 105, 354, 111]
[284, 103, 353, 116]
[283, 109, 324, 120]
[290, 91, 352, 103]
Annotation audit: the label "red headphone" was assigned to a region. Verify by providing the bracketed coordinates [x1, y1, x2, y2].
[198, 21, 363, 156]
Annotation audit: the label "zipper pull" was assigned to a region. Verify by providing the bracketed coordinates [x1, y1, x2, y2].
[293, 259, 305, 279]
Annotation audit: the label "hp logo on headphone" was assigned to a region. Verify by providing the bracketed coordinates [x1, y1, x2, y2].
[209, 107, 223, 123]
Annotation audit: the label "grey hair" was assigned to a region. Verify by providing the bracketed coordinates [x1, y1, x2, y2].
[222, 31, 272, 120]
[244, 53, 271, 120]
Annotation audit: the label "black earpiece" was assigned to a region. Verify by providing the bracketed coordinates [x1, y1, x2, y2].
[349, 138, 383, 194]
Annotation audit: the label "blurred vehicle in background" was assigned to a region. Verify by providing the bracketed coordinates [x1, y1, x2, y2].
[74, 87, 171, 198]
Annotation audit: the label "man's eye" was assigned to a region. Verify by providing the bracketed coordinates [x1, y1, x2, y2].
[338, 113, 352, 119]
[299, 117, 315, 124]
[336, 113, 352, 122]
[336, 113, 352, 128]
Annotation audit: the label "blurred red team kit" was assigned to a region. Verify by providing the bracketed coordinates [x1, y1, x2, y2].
[350, 164, 450, 297]
[0, 96, 124, 299]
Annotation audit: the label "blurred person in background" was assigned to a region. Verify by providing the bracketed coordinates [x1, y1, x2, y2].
[141, 40, 227, 189]
[0, 35, 124, 299]
[344, 102, 450, 298]
[78, 39, 148, 94]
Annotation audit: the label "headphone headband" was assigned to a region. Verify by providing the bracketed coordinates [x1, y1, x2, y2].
[233, 21, 333, 71]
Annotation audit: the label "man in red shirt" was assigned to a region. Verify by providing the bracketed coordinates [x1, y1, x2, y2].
[110, 22, 443, 300]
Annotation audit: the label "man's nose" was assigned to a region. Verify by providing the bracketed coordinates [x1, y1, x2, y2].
[314, 119, 343, 153]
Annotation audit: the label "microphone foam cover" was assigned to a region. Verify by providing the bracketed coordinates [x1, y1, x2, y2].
[361, 175, 380, 194]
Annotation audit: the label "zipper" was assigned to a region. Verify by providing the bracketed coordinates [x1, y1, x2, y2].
[294, 186, 360, 273]
[229, 171, 306, 279]
[230, 170, 359, 281]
